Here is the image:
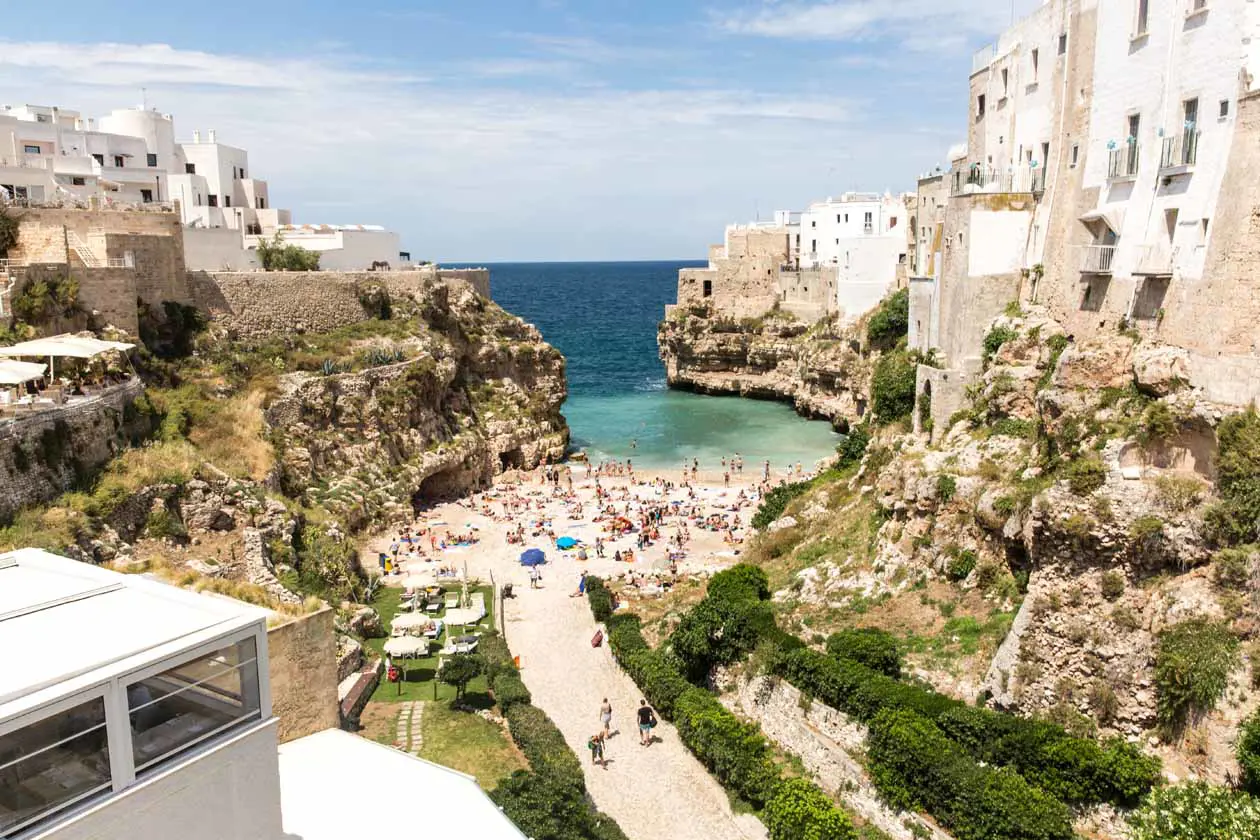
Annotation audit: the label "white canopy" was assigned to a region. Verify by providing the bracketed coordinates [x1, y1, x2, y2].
[1080, 205, 1127, 236]
[383, 636, 429, 658]
[443, 607, 484, 627]
[0, 360, 47, 385]
[0, 334, 135, 360]
[390, 612, 432, 632]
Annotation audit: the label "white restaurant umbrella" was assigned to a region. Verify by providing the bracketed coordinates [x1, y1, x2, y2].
[0, 360, 47, 385]
[391, 612, 431, 632]
[0, 334, 135, 380]
[384, 636, 429, 658]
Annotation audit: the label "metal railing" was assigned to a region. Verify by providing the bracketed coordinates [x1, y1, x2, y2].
[1108, 144, 1141, 179]
[1160, 130, 1199, 169]
[1133, 244, 1178, 276]
[1031, 167, 1047, 193]
[972, 44, 997, 74]
[1080, 245, 1117, 274]
[951, 165, 1044, 196]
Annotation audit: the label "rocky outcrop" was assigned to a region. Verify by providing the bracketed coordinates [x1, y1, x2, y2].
[657, 308, 871, 426]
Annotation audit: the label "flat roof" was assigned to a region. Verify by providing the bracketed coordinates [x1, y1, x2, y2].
[277, 729, 527, 840]
[0, 548, 268, 716]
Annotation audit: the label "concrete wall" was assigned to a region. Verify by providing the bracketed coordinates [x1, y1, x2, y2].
[778, 266, 836, 322]
[184, 227, 259, 271]
[266, 608, 339, 745]
[34, 721, 283, 840]
[0, 379, 147, 524]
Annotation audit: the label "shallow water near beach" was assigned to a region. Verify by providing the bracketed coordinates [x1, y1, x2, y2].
[459, 261, 842, 470]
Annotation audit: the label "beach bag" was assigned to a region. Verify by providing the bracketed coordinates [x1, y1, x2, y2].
[648, 711, 658, 728]
[591, 629, 604, 648]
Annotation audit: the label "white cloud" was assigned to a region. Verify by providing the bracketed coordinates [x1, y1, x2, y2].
[716, 0, 1043, 50]
[0, 40, 943, 260]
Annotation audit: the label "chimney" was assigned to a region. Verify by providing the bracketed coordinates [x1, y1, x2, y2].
[208, 129, 216, 144]
[192, 130, 201, 144]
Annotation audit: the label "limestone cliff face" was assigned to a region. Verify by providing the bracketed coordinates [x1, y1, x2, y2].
[657, 308, 872, 426]
[266, 282, 567, 530]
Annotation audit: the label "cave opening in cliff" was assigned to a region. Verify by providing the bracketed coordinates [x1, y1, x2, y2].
[499, 448, 526, 471]
[413, 465, 470, 510]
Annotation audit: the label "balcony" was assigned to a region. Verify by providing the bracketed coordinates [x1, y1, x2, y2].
[1108, 144, 1140, 180]
[863, 223, 874, 234]
[1160, 130, 1198, 171]
[951, 165, 1043, 197]
[1133, 244, 1178, 276]
[972, 44, 997, 75]
[1080, 244, 1116, 274]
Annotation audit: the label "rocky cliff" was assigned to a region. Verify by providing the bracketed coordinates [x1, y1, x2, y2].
[657, 304, 874, 426]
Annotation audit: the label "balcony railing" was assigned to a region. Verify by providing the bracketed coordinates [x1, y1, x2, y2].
[1031, 167, 1047, 193]
[951, 165, 1044, 196]
[1081, 245, 1116, 274]
[1133, 244, 1178, 276]
[972, 44, 997, 74]
[863, 223, 874, 234]
[1108, 144, 1140, 179]
[1160, 130, 1199, 169]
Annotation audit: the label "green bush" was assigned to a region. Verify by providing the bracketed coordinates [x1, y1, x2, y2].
[492, 672, 533, 714]
[991, 417, 1036, 439]
[945, 547, 978, 582]
[673, 687, 782, 808]
[478, 631, 516, 683]
[11, 271, 81, 324]
[1205, 408, 1260, 546]
[866, 287, 909, 351]
[764, 778, 858, 840]
[256, 233, 321, 271]
[505, 704, 584, 789]
[1128, 782, 1260, 840]
[1064, 457, 1107, 495]
[606, 614, 692, 717]
[982, 325, 1019, 367]
[752, 480, 812, 529]
[936, 474, 957, 503]
[871, 349, 917, 424]
[438, 653, 485, 702]
[587, 575, 615, 622]
[491, 769, 626, 840]
[826, 627, 902, 679]
[1154, 618, 1240, 736]
[669, 566, 774, 682]
[1100, 570, 1126, 600]
[835, 425, 870, 468]
[1212, 547, 1256, 590]
[867, 708, 1074, 840]
[707, 564, 771, 602]
[1238, 709, 1260, 795]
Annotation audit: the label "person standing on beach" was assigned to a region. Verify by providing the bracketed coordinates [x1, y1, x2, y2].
[637, 699, 657, 746]
[588, 732, 606, 768]
[600, 698, 613, 737]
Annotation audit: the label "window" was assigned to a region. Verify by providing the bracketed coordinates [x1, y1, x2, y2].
[1136, 0, 1150, 35]
[810, 220, 816, 228]
[1220, 99, 1230, 119]
[890, 216, 898, 229]
[92, 154, 104, 166]
[837, 214, 842, 223]
[844, 214, 849, 223]
[232, 166, 238, 179]
[185, 163, 196, 175]
[35, 114, 49, 123]
[239, 169, 246, 179]
[977, 94, 987, 119]
[811, 239, 817, 253]
[702, 280, 712, 298]
[140, 189, 153, 203]
[1001, 68, 1009, 97]
[146, 153, 158, 167]
[1058, 33, 1068, 54]
[256, 197, 266, 209]
[224, 196, 231, 208]
[0, 696, 112, 837]
[127, 637, 261, 776]
[1191, 0, 1208, 12]
[71, 176, 85, 186]
[1031, 48, 1040, 81]
[23, 144, 41, 155]
[207, 195, 218, 207]
[1184, 97, 1199, 128]
[1128, 113, 1141, 142]
[112, 155, 124, 168]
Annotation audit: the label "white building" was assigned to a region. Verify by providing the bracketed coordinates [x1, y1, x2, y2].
[0, 548, 525, 840]
[0, 103, 410, 271]
[798, 192, 909, 321]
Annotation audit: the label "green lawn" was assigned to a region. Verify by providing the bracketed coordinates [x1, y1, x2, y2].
[420, 701, 528, 790]
[363, 583, 498, 705]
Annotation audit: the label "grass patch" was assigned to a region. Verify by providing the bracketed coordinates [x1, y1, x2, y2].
[420, 700, 528, 790]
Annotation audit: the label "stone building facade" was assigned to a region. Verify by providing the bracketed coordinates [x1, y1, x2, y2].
[675, 224, 787, 318]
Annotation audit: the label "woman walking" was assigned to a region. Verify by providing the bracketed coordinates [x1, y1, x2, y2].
[600, 698, 613, 737]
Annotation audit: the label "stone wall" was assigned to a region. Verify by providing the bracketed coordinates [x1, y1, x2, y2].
[188, 270, 490, 339]
[0, 379, 148, 523]
[729, 675, 949, 840]
[13, 264, 139, 335]
[779, 266, 837, 323]
[267, 607, 340, 744]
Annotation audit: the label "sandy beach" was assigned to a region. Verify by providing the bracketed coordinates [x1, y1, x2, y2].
[364, 460, 793, 840]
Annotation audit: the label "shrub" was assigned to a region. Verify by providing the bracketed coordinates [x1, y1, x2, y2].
[1212, 547, 1255, 590]
[672, 687, 781, 807]
[866, 287, 909, 350]
[707, 564, 771, 602]
[11, 271, 81, 324]
[1154, 618, 1240, 736]
[606, 615, 691, 717]
[936, 474, 957, 503]
[1099, 570, 1126, 600]
[826, 627, 902, 678]
[1128, 782, 1260, 840]
[835, 424, 870, 469]
[764, 778, 857, 840]
[945, 547, 978, 582]
[144, 507, 187, 541]
[1154, 474, 1205, 513]
[871, 349, 917, 424]
[0, 207, 20, 257]
[1129, 515, 1165, 544]
[669, 582, 775, 682]
[991, 418, 1036, 439]
[478, 631, 515, 682]
[1204, 408, 1260, 546]
[752, 480, 812, 529]
[492, 672, 533, 714]
[1238, 709, 1260, 795]
[1064, 457, 1107, 495]
[982, 325, 1019, 367]
[256, 233, 321, 271]
[587, 575, 615, 622]
[438, 653, 485, 702]
[491, 769, 625, 840]
[867, 708, 1074, 840]
[505, 704, 584, 788]
[1135, 401, 1178, 446]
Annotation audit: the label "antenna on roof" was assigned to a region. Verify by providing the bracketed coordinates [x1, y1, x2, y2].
[141, 87, 148, 110]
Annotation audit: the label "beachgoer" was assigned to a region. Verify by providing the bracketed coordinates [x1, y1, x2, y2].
[637, 700, 657, 746]
[588, 732, 606, 767]
[572, 571, 587, 598]
[600, 698, 613, 737]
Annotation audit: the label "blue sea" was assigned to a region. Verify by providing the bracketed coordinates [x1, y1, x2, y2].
[457, 262, 841, 470]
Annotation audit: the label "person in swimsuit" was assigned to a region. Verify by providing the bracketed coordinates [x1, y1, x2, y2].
[600, 698, 613, 737]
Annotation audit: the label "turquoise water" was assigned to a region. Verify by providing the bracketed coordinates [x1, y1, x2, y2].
[467, 262, 841, 470]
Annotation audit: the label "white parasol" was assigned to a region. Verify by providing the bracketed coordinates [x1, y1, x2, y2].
[384, 636, 429, 658]
[391, 613, 431, 632]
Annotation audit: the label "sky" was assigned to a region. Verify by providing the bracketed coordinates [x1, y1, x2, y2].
[0, 0, 1041, 262]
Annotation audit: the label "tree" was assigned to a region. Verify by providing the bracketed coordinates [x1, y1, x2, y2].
[256, 233, 321, 271]
[0, 207, 22, 257]
[439, 653, 485, 701]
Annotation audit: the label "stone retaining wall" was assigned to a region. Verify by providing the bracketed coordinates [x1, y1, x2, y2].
[267, 607, 341, 744]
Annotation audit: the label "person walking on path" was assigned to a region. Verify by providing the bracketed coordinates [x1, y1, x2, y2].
[637, 699, 657, 746]
[588, 731, 607, 768]
[600, 698, 613, 737]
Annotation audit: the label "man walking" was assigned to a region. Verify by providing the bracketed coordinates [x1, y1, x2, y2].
[637, 699, 657, 746]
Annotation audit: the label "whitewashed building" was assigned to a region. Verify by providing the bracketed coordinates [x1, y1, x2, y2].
[0, 548, 525, 840]
[798, 192, 910, 322]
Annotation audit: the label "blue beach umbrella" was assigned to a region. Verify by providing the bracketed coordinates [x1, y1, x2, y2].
[556, 536, 579, 550]
[520, 548, 546, 567]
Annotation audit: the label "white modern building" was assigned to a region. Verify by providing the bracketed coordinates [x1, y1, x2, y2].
[0, 548, 525, 840]
[0, 103, 411, 271]
[798, 192, 910, 320]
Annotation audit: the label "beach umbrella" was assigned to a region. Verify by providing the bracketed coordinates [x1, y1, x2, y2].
[520, 548, 546, 567]
[556, 536, 578, 550]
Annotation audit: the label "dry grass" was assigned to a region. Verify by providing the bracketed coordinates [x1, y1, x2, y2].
[356, 702, 402, 747]
[188, 388, 274, 480]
